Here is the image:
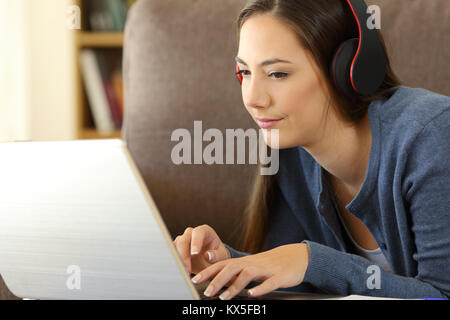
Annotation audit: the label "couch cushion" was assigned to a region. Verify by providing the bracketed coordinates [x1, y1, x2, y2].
[371, 0, 450, 96]
[122, 0, 256, 248]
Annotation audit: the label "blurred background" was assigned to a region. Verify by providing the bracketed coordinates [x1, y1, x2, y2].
[0, 0, 134, 142]
[0, 0, 448, 144]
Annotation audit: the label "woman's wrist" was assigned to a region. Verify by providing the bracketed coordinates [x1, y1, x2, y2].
[302, 242, 310, 265]
[296, 243, 310, 284]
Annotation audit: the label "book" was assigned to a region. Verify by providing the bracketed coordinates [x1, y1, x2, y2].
[112, 69, 124, 120]
[79, 49, 115, 133]
[85, 0, 114, 31]
[95, 50, 123, 129]
[106, 0, 127, 31]
[85, 0, 134, 32]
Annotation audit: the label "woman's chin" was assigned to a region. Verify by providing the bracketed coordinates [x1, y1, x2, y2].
[262, 131, 303, 150]
[261, 129, 286, 150]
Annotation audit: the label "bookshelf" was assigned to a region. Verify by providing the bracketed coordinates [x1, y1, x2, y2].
[73, 0, 132, 140]
[77, 32, 124, 48]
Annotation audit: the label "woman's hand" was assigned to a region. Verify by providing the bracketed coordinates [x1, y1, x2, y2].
[173, 224, 231, 275]
[191, 243, 310, 300]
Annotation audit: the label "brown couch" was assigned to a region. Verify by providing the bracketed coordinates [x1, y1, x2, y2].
[372, 0, 450, 95]
[1, 0, 448, 300]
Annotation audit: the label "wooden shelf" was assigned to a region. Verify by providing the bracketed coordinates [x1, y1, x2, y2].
[79, 129, 122, 140]
[77, 32, 124, 48]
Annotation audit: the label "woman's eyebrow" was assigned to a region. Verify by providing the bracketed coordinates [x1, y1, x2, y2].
[235, 57, 293, 67]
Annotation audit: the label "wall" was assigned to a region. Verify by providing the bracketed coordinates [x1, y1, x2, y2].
[0, 0, 77, 142]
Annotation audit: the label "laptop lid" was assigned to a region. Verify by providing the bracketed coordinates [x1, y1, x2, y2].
[0, 139, 199, 300]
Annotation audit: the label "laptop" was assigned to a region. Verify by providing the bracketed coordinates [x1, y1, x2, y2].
[0, 139, 340, 300]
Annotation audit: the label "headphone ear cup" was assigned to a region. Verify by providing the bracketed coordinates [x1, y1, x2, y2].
[330, 38, 359, 98]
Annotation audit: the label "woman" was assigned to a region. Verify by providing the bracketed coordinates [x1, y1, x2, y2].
[174, 0, 450, 299]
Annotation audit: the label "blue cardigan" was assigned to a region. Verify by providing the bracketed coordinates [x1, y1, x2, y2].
[225, 86, 450, 299]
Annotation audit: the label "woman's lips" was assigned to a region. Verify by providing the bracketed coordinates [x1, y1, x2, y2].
[255, 118, 285, 129]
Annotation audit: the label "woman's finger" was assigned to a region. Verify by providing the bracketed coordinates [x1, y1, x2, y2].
[175, 228, 193, 273]
[191, 259, 227, 285]
[247, 276, 280, 297]
[217, 266, 261, 300]
[191, 224, 224, 257]
[202, 262, 242, 298]
[190, 225, 207, 255]
[203, 249, 223, 264]
[224, 274, 239, 288]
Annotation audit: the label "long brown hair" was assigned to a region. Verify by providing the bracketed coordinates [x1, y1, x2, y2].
[238, 0, 402, 253]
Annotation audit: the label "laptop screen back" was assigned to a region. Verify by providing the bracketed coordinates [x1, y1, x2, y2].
[0, 139, 197, 299]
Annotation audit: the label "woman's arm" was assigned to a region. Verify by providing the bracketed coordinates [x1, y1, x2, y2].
[302, 240, 448, 298]
[302, 109, 450, 299]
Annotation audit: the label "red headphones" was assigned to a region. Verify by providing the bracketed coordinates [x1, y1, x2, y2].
[236, 0, 386, 98]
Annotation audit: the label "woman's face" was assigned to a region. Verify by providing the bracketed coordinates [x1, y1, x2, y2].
[237, 14, 335, 149]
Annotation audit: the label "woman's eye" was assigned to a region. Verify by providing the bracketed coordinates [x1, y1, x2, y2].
[269, 72, 288, 79]
[237, 69, 251, 77]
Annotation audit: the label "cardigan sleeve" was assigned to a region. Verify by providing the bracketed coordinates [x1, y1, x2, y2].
[301, 240, 448, 298]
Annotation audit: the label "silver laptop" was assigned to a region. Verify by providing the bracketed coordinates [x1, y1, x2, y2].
[0, 139, 204, 299]
[0, 139, 345, 300]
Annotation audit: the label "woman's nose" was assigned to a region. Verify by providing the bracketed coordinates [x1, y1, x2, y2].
[243, 78, 270, 110]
